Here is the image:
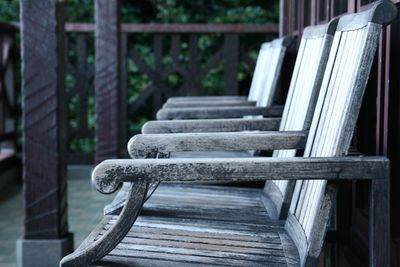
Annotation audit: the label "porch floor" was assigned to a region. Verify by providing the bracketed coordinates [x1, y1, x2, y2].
[0, 174, 114, 267]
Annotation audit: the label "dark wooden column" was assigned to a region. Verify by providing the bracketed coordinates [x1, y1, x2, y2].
[95, 0, 122, 163]
[19, 0, 73, 266]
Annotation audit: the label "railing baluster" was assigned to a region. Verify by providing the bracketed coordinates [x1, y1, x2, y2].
[153, 34, 163, 115]
[76, 33, 88, 133]
[189, 34, 200, 95]
[63, 23, 277, 164]
[120, 32, 128, 154]
[223, 33, 239, 95]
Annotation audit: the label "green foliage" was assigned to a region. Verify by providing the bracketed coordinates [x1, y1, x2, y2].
[0, 0, 19, 23]
[0, 0, 278, 154]
[150, 0, 279, 23]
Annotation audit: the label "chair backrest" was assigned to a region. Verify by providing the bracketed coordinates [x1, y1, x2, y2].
[262, 20, 339, 219]
[247, 42, 272, 101]
[284, 1, 397, 265]
[249, 36, 293, 107]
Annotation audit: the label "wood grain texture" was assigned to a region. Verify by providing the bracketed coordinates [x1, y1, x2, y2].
[60, 181, 148, 267]
[63, 3, 397, 266]
[127, 131, 307, 158]
[167, 95, 247, 103]
[162, 100, 256, 108]
[21, 0, 69, 239]
[92, 156, 389, 194]
[95, 0, 122, 164]
[142, 118, 281, 134]
[156, 105, 284, 120]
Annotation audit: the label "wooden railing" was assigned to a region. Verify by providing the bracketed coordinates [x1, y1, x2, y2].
[0, 23, 18, 158]
[65, 23, 278, 164]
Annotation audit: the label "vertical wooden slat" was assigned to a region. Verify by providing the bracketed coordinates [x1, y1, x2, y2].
[189, 34, 199, 95]
[21, 0, 69, 239]
[94, 0, 121, 163]
[0, 35, 5, 135]
[223, 33, 239, 95]
[120, 32, 128, 155]
[76, 33, 88, 132]
[152, 34, 163, 115]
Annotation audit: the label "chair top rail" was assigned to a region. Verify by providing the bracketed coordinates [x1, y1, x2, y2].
[336, 0, 397, 31]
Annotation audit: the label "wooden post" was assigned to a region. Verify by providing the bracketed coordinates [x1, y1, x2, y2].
[95, 0, 122, 163]
[18, 0, 73, 266]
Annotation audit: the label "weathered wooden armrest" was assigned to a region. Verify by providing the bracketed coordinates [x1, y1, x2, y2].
[156, 105, 284, 120]
[163, 100, 257, 108]
[142, 117, 281, 134]
[92, 156, 389, 194]
[127, 131, 307, 158]
[167, 95, 247, 103]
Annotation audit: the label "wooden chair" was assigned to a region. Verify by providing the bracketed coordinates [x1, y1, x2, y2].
[156, 37, 293, 120]
[101, 20, 339, 217]
[161, 41, 273, 109]
[60, 1, 396, 266]
[161, 37, 292, 109]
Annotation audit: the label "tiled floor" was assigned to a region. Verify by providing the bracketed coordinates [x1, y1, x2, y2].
[0, 178, 114, 267]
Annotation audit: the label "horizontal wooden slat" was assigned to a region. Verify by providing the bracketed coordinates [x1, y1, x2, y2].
[156, 105, 284, 120]
[142, 118, 281, 134]
[163, 100, 257, 108]
[65, 23, 279, 33]
[94, 214, 297, 267]
[128, 131, 307, 158]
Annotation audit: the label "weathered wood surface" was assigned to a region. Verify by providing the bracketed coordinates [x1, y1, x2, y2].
[140, 184, 277, 223]
[285, 2, 396, 265]
[142, 118, 281, 134]
[92, 156, 389, 194]
[96, 216, 298, 267]
[94, 0, 122, 163]
[162, 100, 257, 108]
[127, 131, 307, 158]
[61, 2, 396, 267]
[156, 105, 284, 120]
[271, 19, 338, 217]
[60, 181, 148, 267]
[167, 95, 247, 103]
[21, 0, 69, 239]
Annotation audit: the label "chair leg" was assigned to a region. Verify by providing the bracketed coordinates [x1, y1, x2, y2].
[369, 178, 390, 267]
[60, 181, 148, 267]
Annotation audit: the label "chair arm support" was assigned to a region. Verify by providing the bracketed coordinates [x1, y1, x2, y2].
[142, 118, 281, 134]
[128, 131, 307, 158]
[163, 100, 257, 108]
[92, 156, 389, 194]
[167, 95, 247, 103]
[156, 105, 284, 120]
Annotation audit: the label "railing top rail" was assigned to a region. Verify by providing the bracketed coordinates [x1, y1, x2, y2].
[65, 23, 279, 33]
